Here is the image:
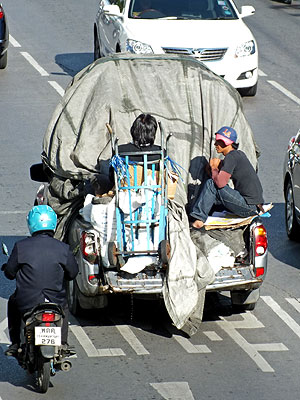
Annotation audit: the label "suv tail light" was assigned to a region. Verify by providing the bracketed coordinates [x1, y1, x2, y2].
[0, 7, 3, 19]
[80, 232, 98, 263]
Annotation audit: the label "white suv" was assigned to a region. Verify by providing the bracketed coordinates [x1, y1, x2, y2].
[94, 0, 258, 96]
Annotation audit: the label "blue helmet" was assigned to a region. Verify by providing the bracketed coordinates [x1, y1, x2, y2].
[27, 205, 57, 235]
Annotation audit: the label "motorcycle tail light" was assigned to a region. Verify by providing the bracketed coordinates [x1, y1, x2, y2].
[36, 312, 61, 322]
[42, 313, 55, 322]
[80, 232, 98, 263]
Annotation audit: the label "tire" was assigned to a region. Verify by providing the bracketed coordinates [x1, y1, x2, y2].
[159, 240, 171, 264]
[36, 357, 51, 393]
[231, 288, 259, 312]
[0, 52, 7, 69]
[108, 242, 118, 266]
[67, 280, 81, 316]
[94, 30, 101, 61]
[285, 180, 300, 240]
[238, 82, 257, 97]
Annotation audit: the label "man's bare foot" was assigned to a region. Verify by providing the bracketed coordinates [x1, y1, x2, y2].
[192, 220, 204, 229]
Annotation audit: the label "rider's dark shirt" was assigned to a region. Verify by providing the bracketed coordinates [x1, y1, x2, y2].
[4, 232, 78, 312]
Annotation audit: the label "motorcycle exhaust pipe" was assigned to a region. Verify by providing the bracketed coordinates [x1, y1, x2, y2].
[59, 360, 72, 372]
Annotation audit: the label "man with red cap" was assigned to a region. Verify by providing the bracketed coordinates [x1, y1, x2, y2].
[190, 126, 264, 229]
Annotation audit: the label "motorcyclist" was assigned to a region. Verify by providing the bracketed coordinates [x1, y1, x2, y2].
[2, 205, 79, 357]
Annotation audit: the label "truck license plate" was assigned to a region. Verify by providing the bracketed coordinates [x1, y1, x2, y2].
[35, 326, 61, 346]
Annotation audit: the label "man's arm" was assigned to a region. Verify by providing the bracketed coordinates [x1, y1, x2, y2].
[64, 249, 79, 281]
[3, 244, 19, 280]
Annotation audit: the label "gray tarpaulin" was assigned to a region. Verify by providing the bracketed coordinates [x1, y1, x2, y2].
[40, 54, 260, 333]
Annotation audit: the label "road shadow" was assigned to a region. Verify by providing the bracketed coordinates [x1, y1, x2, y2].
[54, 53, 94, 77]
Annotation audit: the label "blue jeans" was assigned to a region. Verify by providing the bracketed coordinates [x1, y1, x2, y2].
[190, 179, 258, 222]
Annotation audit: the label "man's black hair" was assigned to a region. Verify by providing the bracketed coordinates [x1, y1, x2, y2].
[130, 114, 157, 148]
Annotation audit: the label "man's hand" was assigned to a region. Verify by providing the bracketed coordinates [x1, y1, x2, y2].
[1, 263, 7, 272]
[209, 158, 221, 170]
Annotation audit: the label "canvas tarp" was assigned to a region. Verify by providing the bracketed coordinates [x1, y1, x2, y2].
[42, 54, 259, 237]
[40, 54, 260, 333]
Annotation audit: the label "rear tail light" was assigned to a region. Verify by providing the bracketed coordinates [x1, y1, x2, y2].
[0, 7, 3, 19]
[88, 274, 99, 285]
[80, 232, 98, 263]
[36, 311, 61, 322]
[254, 225, 268, 257]
[42, 313, 55, 322]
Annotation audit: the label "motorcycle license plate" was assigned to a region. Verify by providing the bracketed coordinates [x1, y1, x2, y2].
[35, 326, 61, 346]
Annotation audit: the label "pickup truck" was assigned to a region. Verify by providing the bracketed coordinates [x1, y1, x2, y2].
[32, 53, 268, 322]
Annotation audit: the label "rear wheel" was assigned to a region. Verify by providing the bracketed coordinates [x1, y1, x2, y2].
[0, 52, 8, 69]
[36, 357, 51, 393]
[159, 240, 171, 264]
[231, 288, 259, 312]
[67, 280, 81, 316]
[285, 180, 300, 240]
[94, 30, 101, 60]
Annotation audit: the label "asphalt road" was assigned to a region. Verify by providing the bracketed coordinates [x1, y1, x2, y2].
[0, 0, 300, 399]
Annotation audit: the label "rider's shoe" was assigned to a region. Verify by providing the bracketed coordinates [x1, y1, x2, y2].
[61, 343, 76, 357]
[4, 343, 19, 357]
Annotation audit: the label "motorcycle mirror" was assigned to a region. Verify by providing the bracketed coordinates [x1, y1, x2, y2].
[2, 242, 9, 256]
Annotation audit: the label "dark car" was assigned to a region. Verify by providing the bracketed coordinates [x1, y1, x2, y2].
[283, 129, 300, 239]
[0, 3, 8, 69]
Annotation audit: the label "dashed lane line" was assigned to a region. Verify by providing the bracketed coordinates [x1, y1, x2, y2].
[286, 297, 300, 313]
[9, 34, 21, 48]
[0, 211, 27, 214]
[48, 81, 65, 97]
[262, 296, 300, 339]
[267, 80, 300, 106]
[150, 382, 195, 400]
[20, 51, 49, 77]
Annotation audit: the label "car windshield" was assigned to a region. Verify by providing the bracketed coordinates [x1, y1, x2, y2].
[128, 0, 238, 20]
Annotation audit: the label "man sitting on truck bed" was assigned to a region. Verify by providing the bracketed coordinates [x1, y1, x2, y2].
[190, 126, 264, 229]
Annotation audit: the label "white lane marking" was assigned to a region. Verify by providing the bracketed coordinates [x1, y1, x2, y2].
[268, 80, 300, 106]
[217, 318, 275, 373]
[0, 318, 10, 349]
[262, 296, 300, 339]
[114, 324, 150, 355]
[226, 310, 264, 329]
[253, 343, 288, 352]
[150, 382, 195, 400]
[0, 211, 27, 214]
[286, 297, 300, 313]
[20, 52, 49, 77]
[258, 68, 267, 77]
[172, 333, 211, 354]
[69, 318, 125, 357]
[48, 81, 65, 97]
[203, 331, 222, 341]
[9, 34, 21, 47]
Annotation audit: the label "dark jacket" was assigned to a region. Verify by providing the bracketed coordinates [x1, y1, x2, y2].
[4, 232, 78, 312]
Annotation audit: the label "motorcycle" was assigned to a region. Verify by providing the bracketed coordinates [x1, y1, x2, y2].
[2, 243, 73, 393]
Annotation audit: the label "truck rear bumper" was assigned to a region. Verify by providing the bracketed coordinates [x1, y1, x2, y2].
[101, 264, 262, 295]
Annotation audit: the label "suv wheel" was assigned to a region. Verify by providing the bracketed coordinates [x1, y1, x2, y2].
[0, 52, 7, 69]
[285, 180, 300, 240]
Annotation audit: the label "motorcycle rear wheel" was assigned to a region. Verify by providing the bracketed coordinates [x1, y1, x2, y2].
[36, 357, 51, 393]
